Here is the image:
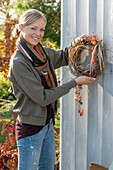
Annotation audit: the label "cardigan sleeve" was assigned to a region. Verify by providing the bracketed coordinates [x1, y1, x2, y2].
[43, 47, 69, 69]
[8, 53, 77, 107]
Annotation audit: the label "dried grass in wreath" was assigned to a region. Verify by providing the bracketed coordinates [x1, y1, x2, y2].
[69, 35, 104, 78]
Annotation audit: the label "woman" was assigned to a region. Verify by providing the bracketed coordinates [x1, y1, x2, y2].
[8, 9, 96, 170]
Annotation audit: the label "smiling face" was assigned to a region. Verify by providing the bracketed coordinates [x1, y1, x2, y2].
[19, 18, 46, 46]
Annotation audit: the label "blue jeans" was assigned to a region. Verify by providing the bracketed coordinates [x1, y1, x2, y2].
[17, 119, 55, 170]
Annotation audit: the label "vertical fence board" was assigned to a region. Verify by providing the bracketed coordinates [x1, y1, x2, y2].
[61, 0, 113, 169]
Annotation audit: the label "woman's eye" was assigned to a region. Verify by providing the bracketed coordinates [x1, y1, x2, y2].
[31, 28, 36, 30]
[31, 28, 45, 32]
[40, 29, 45, 32]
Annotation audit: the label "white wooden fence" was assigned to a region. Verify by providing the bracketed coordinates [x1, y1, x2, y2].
[60, 0, 113, 170]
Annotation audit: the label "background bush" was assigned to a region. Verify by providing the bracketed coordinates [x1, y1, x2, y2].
[0, 72, 15, 100]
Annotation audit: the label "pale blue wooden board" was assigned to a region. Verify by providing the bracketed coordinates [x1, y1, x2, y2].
[60, 0, 113, 170]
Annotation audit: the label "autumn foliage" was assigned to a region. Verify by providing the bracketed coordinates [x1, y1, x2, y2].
[0, 113, 60, 169]
[0, 19, 18, 78]
[0, 19, 18, 167]
[0, 114, 18, 169]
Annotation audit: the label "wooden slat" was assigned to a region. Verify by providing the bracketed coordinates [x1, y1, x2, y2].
[61, 0, 113, 170]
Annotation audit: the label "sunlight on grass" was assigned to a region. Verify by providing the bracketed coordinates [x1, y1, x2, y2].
[3, 118, 12, 122]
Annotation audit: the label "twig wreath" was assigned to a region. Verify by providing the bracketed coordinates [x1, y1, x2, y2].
[68, 35, 104, 116]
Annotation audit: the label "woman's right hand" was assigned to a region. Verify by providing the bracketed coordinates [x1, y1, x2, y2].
[75, 76, 96, 85]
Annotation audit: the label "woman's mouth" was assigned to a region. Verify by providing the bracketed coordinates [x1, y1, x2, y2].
[32, 36, 40, 41]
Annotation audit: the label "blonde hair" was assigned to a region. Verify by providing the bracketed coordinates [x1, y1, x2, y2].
[13, 9, 46, 38]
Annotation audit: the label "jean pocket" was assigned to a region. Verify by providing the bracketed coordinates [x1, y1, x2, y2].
[17, 138, 25, 148]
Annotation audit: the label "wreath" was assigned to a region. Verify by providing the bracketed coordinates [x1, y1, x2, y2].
[69, 35, 104, 78]
[68, 35, 104, 116]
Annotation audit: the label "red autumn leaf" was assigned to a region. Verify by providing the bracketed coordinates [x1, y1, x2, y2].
[93, 51, 96, 59]
[0, 114, 3, 119]
[7, 145, 12, 150]
[10, 137, 15, 146]
[1, 129, 5, 136]
[6, 127, 14, 131]
[92, 59, 96, 64]
[80, 112, 83, 116]
[5, 136, 9, 143]
[92, 47, 95, 51]
[78, 109, 80, 113]
[92, 41, 96, 45]
[92, 35, 97, 38]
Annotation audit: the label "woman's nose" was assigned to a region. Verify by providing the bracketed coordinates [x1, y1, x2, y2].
[36, 30, 40, 35]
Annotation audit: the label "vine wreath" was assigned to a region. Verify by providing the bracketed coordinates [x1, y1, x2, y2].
[68, 35, 104, 116]
[69, 35, 104, 77]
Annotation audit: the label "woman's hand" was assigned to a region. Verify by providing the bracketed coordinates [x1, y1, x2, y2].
[75, 76, 96, 85]
[73, 34, 87, 44]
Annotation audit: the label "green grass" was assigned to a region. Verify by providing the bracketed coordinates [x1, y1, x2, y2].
[0, 100, 13, 143]
[0, 101, 13, 118]
[0, 123, 6, 143]
[3, 118, 12, 122]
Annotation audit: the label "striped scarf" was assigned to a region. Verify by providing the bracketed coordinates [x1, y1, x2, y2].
[16, 36, 57, 111]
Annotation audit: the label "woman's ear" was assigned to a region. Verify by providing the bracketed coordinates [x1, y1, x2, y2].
[18, 24, 23, 32]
